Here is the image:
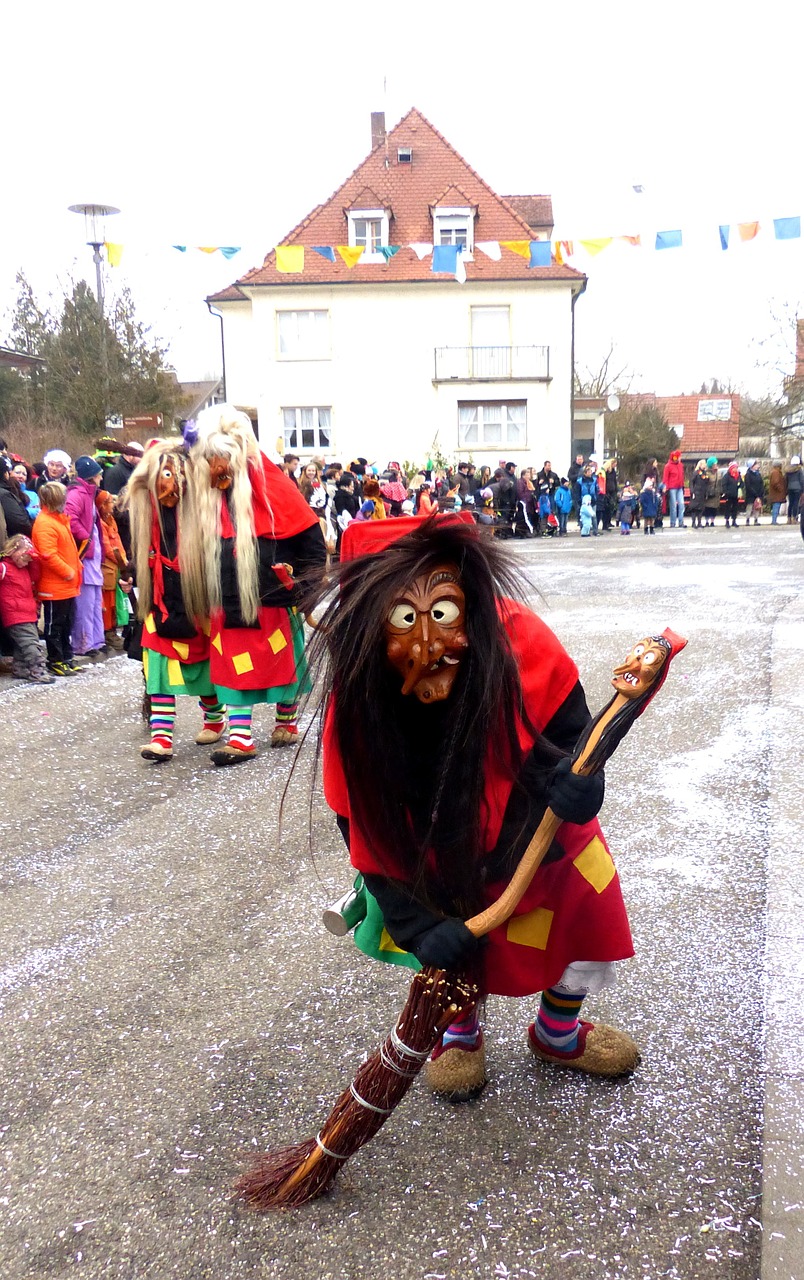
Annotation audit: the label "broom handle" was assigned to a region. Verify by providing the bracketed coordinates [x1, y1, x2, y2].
[464, 691, 631, 939]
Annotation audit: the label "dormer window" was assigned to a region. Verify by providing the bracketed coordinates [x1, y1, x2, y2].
[397, 147, 412, 164]
[347, 207, 390, 263]
[432, 205, 475, 259]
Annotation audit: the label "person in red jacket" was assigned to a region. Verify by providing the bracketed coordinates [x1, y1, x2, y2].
[0, 534, 54, 683]
[662, 448, 687, 529]
[314, 515, 640, 1102]
[31, 481, 83, 676]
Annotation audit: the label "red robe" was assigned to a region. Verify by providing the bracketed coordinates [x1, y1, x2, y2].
[323, 601, 634, 996]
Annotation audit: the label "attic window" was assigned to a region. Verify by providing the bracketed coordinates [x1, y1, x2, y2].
[397, 147, 412, 164]
[347, 207, 390, 263]
[432, 205, 475, 259]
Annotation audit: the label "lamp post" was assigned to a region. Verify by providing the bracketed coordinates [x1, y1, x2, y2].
[68, 203, 120, 429]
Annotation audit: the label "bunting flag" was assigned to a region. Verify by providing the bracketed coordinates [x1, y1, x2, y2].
[738, 221, 759, 242]
[553, 240, 574, 264]
[410, 242, 434, 259]
[275, 245, 305, 273]
[528, 240, 552, 267]
[455, 250, 467, 284]
[336, 246, 365, 268]
[432, 243, 461, 274]
[199, 247, 220, 254]
[476, 241, 503, 260]
[719, 225, 730, 251]
[620, 235, 641, 246]
[377, 245, 401, 261]
[500, 240, 531, 259]
[774, 216, 801, 240]
[655, 230, 682, 249]
[104, 242, 124, 267]
[173, 245, 187, 252]
[579, 238, 612, 256]
[312, 246, 336, 261]
[219, 247, 241, 259]
[171, 245, 240, 256]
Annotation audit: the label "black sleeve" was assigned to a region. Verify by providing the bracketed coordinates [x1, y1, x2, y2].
[335, 814, 446, 952]
[542, 679, 593, 755]
[274, 523, 327, 610]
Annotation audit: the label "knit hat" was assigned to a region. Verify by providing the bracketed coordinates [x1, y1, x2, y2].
[75, 455, 103, 480]
[360, 501, 375, 516]
[706, 456, 718, 468]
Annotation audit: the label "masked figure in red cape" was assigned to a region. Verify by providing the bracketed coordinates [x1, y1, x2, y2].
[124, 441, 226, 762]
[187, 406, 327, 765]
[312, 513, 640, 1101]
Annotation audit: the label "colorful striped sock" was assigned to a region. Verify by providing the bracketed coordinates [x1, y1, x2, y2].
[441, 1008, 481, 1050]
[149, 694, 176, 749]
[275, 701, 298, 729]
[227, 707, 254, 752]
[199, 695, 225, 730]
[533, 987, 586, 1054]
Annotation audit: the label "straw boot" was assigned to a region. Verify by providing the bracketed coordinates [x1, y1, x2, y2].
[425, 1031, 487, 1101]
[527, 1020, 640, 1076]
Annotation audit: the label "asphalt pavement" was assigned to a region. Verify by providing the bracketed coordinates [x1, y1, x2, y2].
[1, 520, 803, 1280]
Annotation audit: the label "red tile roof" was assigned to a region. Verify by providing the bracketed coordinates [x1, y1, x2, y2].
[210, 109, 583, 296]
[502, 195, 554, 233]
[623, 392, 740, 455]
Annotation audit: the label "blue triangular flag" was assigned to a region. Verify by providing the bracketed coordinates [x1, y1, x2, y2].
[173, 245, 187, 252]
[219, 246, 241, 259]
[432, 243, 460, 273]
[655, 230, 682, 250]
[312, 246, 336, 262]
[774, 217, 801, 241]
[378, 246, 401, 261]
[719, 225, 730, 251]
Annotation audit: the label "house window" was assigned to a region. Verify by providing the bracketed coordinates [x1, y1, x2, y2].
[432, 206, 475, 257]
[277, 310, 330, 360]
[347, 208, 389, 262]
[458, 401, 526, 447]
[282, 406, 332, 452]
[397, 147, 412, 164]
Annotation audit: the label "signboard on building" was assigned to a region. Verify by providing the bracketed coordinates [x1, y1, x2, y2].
[122, 413, 163, 431]
[697, 399, 732, 422]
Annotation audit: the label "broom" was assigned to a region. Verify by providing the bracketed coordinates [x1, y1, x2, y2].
[237, 628, 687, 1209]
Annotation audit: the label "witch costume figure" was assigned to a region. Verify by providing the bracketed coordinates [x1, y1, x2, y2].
[125, 441, 226, 762]
[187, 406, 327, 764]
[315, 513, 644, 1101]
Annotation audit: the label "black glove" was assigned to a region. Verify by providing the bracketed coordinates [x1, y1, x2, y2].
[412, 918, 482, 970]
[547, 756, 605, 824]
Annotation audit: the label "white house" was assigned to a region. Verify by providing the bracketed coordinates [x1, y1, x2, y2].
[209, 109, 587, 471]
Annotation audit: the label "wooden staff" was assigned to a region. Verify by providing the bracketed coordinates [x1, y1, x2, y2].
[236, 627, 687, 1210]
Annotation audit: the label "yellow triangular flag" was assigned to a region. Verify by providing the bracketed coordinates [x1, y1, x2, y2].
[104, 242, 124, 267]
[500, 240, 531, 260]
[579, 238, 613, 256]
[336, 246, 365, 268]
[275, 245, 305, 273]
[198, 246, 219, 254]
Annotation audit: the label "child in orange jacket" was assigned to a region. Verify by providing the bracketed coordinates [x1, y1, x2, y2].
[30, 481, 82, 676]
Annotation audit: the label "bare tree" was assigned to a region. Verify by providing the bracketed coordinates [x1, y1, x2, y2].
[574, 342, 635, 398]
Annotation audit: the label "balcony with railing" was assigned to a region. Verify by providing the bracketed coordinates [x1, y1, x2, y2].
[433, 345, 550, 383]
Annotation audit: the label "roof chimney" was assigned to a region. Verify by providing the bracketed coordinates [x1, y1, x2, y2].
[371, 111, 386, 151]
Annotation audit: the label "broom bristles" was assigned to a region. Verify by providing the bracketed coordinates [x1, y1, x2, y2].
[236, 967, 478, 1210]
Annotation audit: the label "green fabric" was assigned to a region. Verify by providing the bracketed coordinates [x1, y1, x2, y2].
[115, 584, 130, 627]
[215, 608, 312, 706]
[349, 877, 421, 973]
[143, 649, 214, 697]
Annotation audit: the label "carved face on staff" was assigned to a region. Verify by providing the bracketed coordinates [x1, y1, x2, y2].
[611, 636, 671, 698]
[384, 563, 469, 703]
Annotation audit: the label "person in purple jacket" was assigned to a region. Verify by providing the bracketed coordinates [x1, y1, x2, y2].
[64, 455, 107, 660]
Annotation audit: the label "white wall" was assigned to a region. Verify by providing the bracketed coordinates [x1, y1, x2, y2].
[223, 279, 578, 470]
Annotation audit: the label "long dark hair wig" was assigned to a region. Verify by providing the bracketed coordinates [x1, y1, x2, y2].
[304, 518, 549, 919]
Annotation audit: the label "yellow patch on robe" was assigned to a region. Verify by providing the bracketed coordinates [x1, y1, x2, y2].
[172, 641, 189, 660]
[379, 928, 408, 955]
[573, 837, 616, 894]
[167, 658, 184, 686]
[232, 651, 255, 675]
[506, 907, 554, 950]
[268, 628, 288, 655]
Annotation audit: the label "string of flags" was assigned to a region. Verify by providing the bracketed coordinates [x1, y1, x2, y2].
[102, 243, 242, 267]
[99, 214, 802, 278]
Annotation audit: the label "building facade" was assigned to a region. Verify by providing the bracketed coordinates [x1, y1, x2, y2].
[210, 109, 586, 470]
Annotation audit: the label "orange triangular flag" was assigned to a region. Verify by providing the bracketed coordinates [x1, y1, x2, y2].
[738, 221, 759, 242]
[500, 240, 531, 260]
[620, 235, 641, 247]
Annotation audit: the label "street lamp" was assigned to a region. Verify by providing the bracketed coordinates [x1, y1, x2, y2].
[67, 203, 120, 317]
[68, 203, 120, 429]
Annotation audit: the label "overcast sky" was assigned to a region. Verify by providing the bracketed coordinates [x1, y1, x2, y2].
[3, 1, 803, 396]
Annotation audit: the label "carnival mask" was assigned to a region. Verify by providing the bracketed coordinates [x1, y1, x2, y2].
[208, 456, 233, 491]
[157, 458, 183, 507]
[385, 565, 468, 703]
[611, 636, 671, 698]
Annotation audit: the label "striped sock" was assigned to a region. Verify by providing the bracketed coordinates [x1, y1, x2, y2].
[199, 695, 225, 731]
[149, 694, 176, 749]
[227, 707, 255, 752]
[275, 701, 298, 729]
[533, 987, 586, 1054]
[441, 1008, 481, 1050]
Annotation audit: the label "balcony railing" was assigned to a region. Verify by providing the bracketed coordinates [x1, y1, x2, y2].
[434, 345, 550, 382]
